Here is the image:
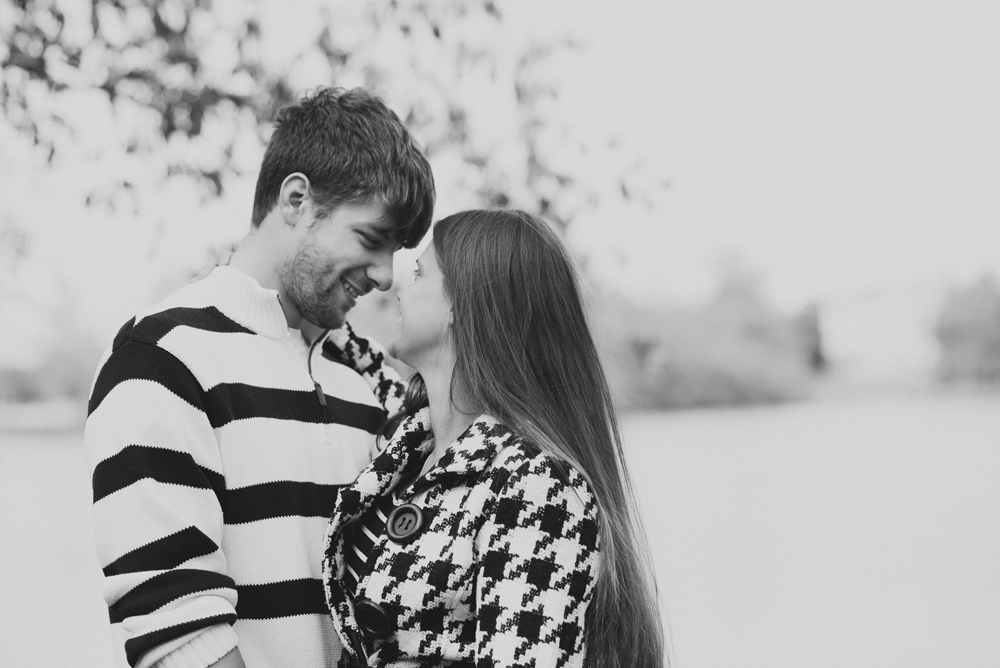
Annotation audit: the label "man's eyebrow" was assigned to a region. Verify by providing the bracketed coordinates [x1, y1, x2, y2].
[362, 222, 389, 236]
[365, 220, 397, 242]
[356, 222, 395, 247]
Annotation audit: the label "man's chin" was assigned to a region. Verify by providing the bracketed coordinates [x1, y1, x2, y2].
[302, 308, 347, 331]
[299, 320, 327, 342]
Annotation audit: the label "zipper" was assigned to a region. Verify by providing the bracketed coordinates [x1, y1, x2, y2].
[306, 328, 331, 417]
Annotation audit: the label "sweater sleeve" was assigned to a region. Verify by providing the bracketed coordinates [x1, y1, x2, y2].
[473, 457, 601, 668]
[85, 336, 238, 668]
[324, 322, 407, 416]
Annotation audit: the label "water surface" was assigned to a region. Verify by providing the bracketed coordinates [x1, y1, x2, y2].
[1, 393, 997, 667]
[624, 393, 1000, 668]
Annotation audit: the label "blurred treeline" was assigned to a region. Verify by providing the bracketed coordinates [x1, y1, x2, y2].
[4, 266, 1000, 409]
[339, 267, 1000, 410]
[935, 274, 1000, 386]
[315, 258, 828, 413]
[2, 1, 998, 410]
[597, 271, 827, 411]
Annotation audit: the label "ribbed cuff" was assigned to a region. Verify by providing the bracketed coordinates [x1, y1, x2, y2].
[151, 624, 238, 668]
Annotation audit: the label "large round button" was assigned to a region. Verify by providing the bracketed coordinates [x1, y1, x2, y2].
[386, 503, 425, 544]
[354, 598, 392, 639]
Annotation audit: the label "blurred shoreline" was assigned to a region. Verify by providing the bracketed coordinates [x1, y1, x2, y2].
[4, 382, 997, 436]
[0, 397, 87, 434]
[3, 391, 998, 668]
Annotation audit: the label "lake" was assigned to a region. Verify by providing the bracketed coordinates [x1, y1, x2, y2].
[1, 392, 997, 667]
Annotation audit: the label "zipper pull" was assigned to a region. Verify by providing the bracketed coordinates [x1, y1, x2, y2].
[314, 381, 327, 406]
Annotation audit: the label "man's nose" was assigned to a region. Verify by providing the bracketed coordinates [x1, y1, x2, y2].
[367, 251, 394, 292]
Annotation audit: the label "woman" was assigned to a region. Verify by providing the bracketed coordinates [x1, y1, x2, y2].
[322, 209, 664, 668]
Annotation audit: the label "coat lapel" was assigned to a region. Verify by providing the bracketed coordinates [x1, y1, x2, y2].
[321, 411, 519, 663]
[321, 408, 433, 662]
[413, 414, 517, 493]
[329, 408, 432, 541]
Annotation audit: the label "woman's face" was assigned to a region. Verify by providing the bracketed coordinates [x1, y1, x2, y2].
[389, 243, 454, 370]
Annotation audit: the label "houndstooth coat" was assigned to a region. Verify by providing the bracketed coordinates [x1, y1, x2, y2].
[320, 405, 601, 668]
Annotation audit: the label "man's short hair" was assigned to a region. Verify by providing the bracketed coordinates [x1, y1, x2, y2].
[251, 88, 435, 249]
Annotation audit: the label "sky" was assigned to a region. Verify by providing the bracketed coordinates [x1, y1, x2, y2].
[553, 0, 999, 311]
[540, 0, 999, 377]
[2, 0, 998, 379]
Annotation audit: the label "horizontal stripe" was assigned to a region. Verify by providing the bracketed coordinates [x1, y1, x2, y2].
[93, 445, 224, 504]
[131, 306, 255, 345]
[232, 614, 340, 665]
[85, 379, 219, 469]
[93, 478, 224, 574]
[203, 383, 385, 432]
[89, 341, 206, 417]
[124, 613, 235, 668]
[110, 569, 235, 623]
[91, 348, 380, 432]
[221, 515, 330, 584]
[158, 323, 385, 410]
[157, 324, 312, 392]
[311, 356, 389, 414]
[344, 564, 359, 590]
[236, 578, 328, 620]
[353, 525, 376, 554]
[223, 480, 341, 525]
[349, 544, 367, 565]
[343, 494, 394, 598]
[104, 526, 219, 578]
[321, 338, 406, 414]
[216, 418, 373, 489]
[371, 496, 395, 525]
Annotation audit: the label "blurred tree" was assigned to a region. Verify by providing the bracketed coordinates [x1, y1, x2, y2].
[934, 274, 1000, 384]
[594, 259, 823, 411]
[795, 303, 826, 372]
[1, 0, 655, 230]
[0, 0, 666, 404]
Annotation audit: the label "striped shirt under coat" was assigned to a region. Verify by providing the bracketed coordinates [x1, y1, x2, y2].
[321, 405, 602, 668]
[85, 266, 386, 668]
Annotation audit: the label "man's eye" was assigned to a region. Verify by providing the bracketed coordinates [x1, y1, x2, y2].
[360, 234, 378, 249]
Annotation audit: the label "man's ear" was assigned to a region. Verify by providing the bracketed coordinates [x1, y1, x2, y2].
[278, 173, 312, 227]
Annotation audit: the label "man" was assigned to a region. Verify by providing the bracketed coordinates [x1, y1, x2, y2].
[85, 88, 434, 668]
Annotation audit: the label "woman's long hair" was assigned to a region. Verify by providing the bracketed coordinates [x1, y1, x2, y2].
[385, 209, 665, 668]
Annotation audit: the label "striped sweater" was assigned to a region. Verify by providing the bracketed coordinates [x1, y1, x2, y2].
[85, 266, 386, 668]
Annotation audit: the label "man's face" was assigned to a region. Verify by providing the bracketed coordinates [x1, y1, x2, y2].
[280, 202, 398, 329]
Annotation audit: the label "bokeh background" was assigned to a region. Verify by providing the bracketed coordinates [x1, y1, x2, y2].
[1, 1, 998, 667]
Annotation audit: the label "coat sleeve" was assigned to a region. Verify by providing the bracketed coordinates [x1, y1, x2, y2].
[85, 336, 237, 668]
[473, 457, 601, 668]
[324, 322, 406, 417]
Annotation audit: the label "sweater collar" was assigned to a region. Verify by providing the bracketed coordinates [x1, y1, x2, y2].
[203, 265, 291, 339]
[327, 410, 517, 533]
